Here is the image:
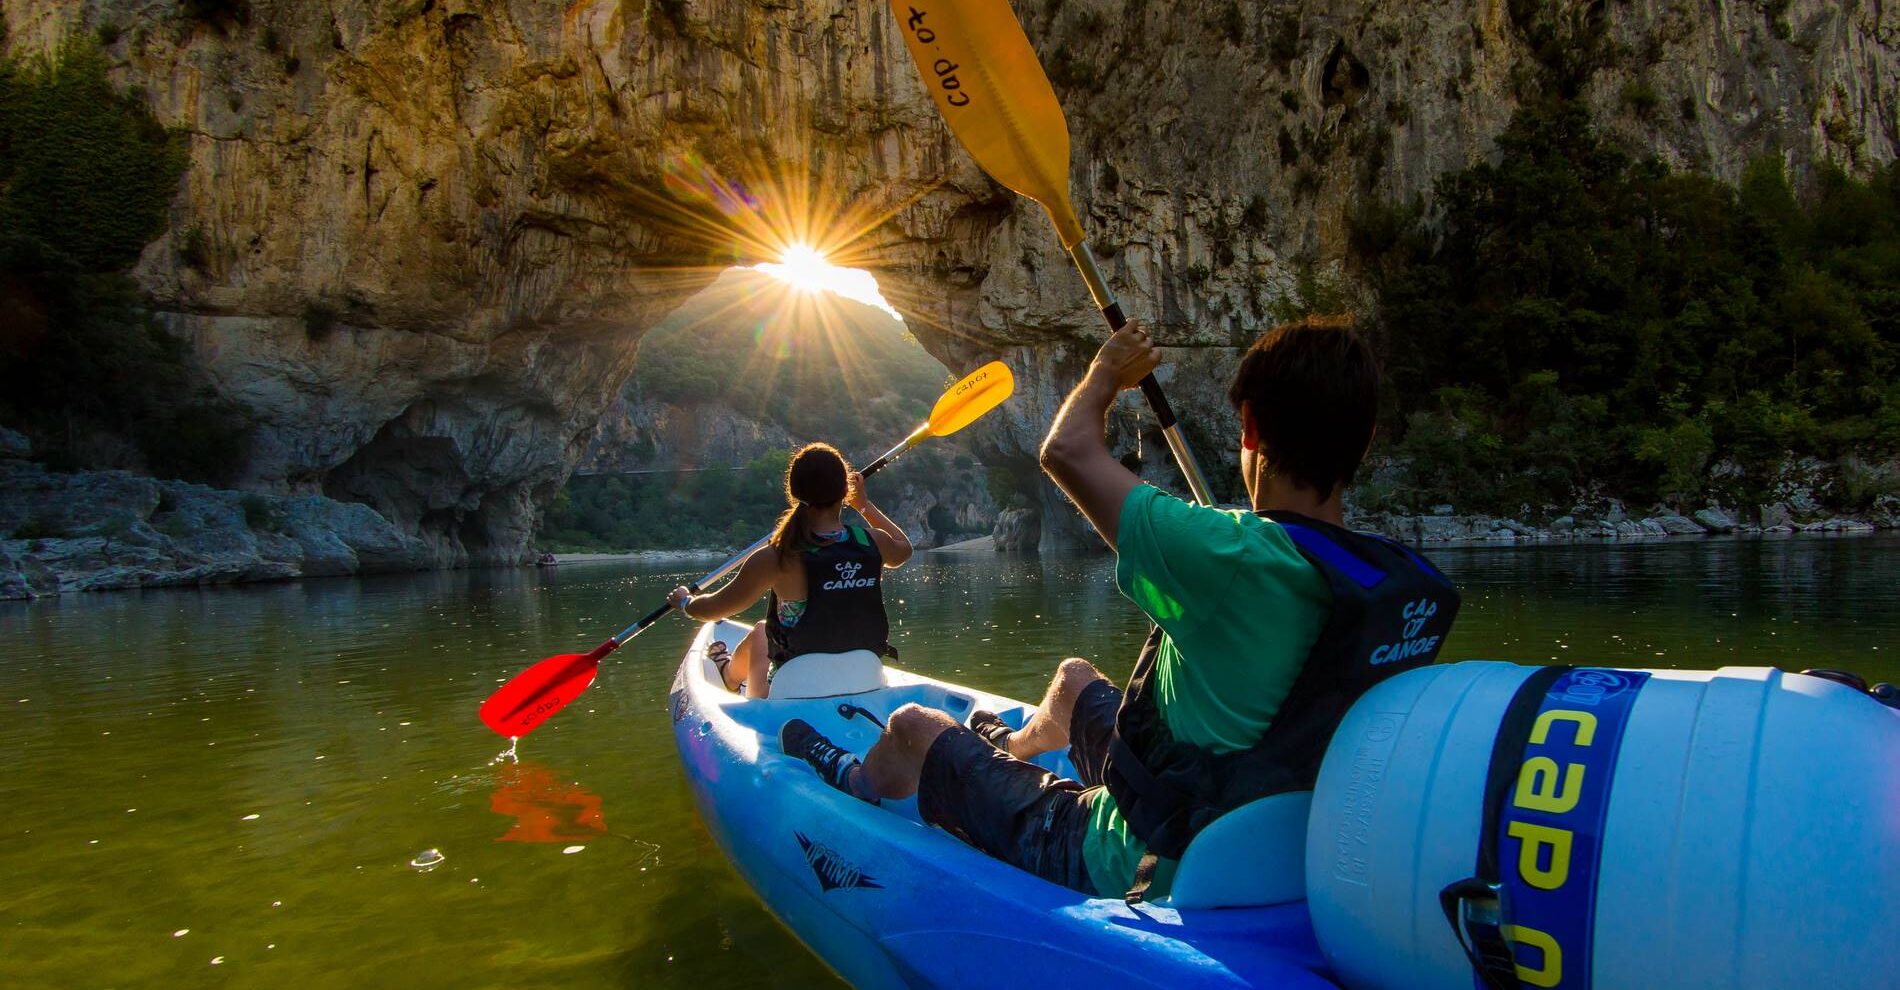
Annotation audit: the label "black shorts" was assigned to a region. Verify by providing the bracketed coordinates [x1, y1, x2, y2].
[916, 678, 1124, 895]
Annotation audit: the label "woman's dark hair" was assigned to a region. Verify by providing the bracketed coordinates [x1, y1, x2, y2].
[770, 443, 850, 562]
[1227, 314, 1380, 496]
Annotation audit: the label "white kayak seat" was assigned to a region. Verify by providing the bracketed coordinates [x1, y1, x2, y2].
[766, 649, 889, 699]
[1162, 791, 1312, 910]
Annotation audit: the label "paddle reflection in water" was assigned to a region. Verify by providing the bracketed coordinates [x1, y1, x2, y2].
[489, 762, 608, 844]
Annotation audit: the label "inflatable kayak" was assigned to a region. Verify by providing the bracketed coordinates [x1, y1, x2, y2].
[671, 619, 1900, 989]
[668, 619, 1341, 989]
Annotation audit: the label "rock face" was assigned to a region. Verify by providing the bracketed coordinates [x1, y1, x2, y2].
[4, 0, 1895, 555]
[1694, 507, 1738, 533]
[992, 507, 1041, 552]
[0, 428, 30, 460]
[0, 461, 431, 599]
[579, 396, 795, 475]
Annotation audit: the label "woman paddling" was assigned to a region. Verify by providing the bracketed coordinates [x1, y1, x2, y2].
[669, 443, 912, 698]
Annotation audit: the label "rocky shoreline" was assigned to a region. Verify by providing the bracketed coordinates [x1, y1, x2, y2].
[0, 459, 436, 601]
[1348, 498, 1900, 546]
[5, 451, 1898, 601]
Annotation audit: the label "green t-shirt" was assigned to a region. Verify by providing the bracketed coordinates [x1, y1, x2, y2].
[1079, 485, 1331, 898]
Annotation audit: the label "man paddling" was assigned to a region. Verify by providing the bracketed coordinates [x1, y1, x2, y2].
[784, 316, 1461, 900]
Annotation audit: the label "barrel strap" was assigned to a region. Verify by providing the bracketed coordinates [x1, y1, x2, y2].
[1125, 851, 1162, 905]
[1439, 664, 1572, 990]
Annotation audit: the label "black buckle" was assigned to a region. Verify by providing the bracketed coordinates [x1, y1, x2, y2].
[1440, 878, 1520, 990]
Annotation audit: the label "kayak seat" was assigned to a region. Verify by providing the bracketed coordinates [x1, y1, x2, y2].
[768, 649, 890, 700]
[1162, 791, 1311, 910]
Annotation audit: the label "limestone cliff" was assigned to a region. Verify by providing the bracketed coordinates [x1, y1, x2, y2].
[3, 0, 1893, 557]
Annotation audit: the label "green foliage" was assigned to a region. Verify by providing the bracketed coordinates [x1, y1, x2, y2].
[239, 494, 281, 531]
[303, 300, 338, 339]
[985, 464, 1033, 510]
[178, 225, 211, 271]
[1046, 48, 1103, 93]
[1505, 0, 1618, 98]
[9, 515, 66, 541]
[1620, 78, 1660, 120]
[629, 272, 950, 455]
[1242, 193, 1272, 231]
[0, 40, 248, 484]
[539, 456, 792, 552]
[1267, 14, 1300, 64]
[1215, 2, 1246, 45]
[1760, 0, 1792, 40]
[1268, 265, 1349, 324]
[181, 0, 252, 29]
[0, 40, 187, 271]
[1632, 417, 1715, 503]
[1352, 98, 1900, 512]
[543, 269, 979, 550]
[642, 0, 687, 34]
[1834, 455, 1900, 510]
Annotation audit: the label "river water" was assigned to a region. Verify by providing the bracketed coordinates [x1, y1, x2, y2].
[4, 536, 1897, 988]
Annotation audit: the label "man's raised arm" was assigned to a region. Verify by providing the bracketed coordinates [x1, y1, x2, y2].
[1037, 323, 1162, 551]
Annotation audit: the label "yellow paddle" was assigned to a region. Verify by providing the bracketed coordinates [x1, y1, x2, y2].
[890, 0, 1215, 506]
[480, 360, 1015, 738]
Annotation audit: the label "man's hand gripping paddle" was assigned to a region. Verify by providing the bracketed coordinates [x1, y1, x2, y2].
[478, 361, 1016, 738]
[889, 0, 1215, 506]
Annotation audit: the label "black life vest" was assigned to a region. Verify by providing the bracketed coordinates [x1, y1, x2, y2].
[766, 526, 894, 667]
[1103, 510, 1461, 871]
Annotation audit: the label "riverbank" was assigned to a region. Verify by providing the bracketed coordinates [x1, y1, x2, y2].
[8, 450, 1898, 601]
[1347, 496, 1900, 546]
[551, 550, 731, 565]
[0, 460, 436, 601]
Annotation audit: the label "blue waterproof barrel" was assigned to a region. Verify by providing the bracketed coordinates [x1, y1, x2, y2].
[1305, 662, 1900, 990]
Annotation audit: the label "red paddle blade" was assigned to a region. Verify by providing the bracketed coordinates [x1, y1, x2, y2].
[479, 641, 613, 737]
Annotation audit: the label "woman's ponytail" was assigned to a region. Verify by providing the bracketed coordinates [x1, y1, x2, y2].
[769, 443, 849, 563]
[769, 502, 810, 564]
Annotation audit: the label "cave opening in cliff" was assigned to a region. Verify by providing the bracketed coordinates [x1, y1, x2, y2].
[752, 243, 904, 322]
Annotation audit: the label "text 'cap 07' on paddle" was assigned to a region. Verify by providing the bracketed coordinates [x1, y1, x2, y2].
[890, 0, 1085, 249]
[928, 360, 1013, 437]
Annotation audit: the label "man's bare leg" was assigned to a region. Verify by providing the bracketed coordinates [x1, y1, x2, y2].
[1000, 657, 1109, 760]
[850, 703, 958, 801]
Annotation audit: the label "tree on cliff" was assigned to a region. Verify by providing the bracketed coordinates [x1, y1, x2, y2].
[1351, 99, 1900, 514]
[0, 39, 248, 483]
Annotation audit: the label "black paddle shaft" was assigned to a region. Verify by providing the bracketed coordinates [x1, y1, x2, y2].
[1101, 300, 1182, 431]
[1071, 243, 1214, 506]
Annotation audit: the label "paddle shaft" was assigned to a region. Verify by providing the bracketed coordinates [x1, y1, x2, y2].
[583, 430, 927, 660]
[1069, 242, 1216, 507]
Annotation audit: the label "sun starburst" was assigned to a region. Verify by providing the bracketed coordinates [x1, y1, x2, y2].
[753, 243, 903, 321]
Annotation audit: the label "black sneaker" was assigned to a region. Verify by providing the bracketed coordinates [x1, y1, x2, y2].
[781, 719, 862, 794]
[969, 710, 1014, 751]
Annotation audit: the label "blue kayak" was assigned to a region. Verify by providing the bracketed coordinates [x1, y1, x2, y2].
[669, 619, 1343, 989]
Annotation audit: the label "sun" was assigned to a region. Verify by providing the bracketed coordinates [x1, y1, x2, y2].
[754, 243, 904, 322]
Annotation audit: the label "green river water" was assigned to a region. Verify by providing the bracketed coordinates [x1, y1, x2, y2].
[4, 535, 1898, 988]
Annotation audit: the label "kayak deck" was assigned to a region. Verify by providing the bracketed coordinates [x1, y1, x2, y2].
[670, 619, 1341, 989]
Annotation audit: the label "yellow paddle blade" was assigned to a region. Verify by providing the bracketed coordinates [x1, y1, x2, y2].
[891, 0, 1086, 249]
[927, 360, 1015, 437]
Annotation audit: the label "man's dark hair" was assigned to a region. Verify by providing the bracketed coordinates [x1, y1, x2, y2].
[1226, 314, 1380, 496]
